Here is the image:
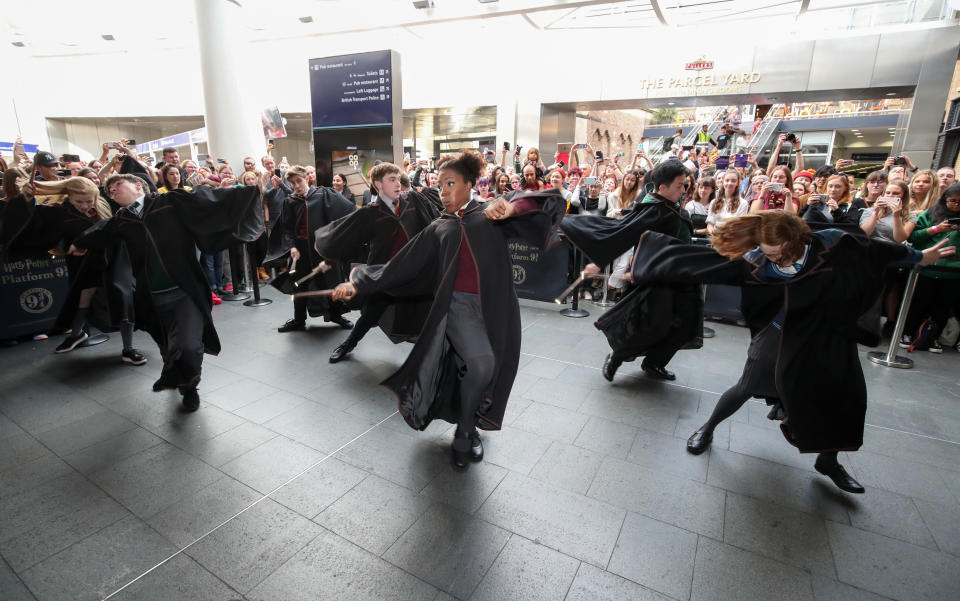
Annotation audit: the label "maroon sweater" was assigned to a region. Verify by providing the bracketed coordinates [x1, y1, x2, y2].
[453, 197, 538, 294]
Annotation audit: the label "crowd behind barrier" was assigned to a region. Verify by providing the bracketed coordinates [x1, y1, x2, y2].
[1, 127, 959, 352]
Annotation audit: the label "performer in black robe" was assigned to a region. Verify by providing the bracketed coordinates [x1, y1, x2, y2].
[70, 173, 262, 411]
[315, 165, 440, 362]
[333, 152, 564, 469]
[631, 212, 954, 493]
[266, 166, 356, 332]
[560, 159, 698, 382]
[0, 176, 146, 364]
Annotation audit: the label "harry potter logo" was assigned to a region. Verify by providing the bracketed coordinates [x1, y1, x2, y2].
[512, 265, 526, 285]
[20, 287, 53, 314]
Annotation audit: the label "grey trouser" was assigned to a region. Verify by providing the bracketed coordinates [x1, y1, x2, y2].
[153, 288, 205, 390]
[446, 292, 495, 436]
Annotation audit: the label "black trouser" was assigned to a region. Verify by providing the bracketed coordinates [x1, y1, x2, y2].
[904, 275, 960, 336]
[345, 294, 392, 344]
[445, 292, 495, 440]
[153, 289, 205, 391]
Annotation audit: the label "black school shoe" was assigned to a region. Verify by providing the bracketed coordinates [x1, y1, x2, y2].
[814, 455, 864, 494]
[278, 319, 306, 333]
[55, 331, 88, 353]
[469, 429, 483, 462]
[180, 387, 200, 412]
[602, 353, 622, 382]
[121, 348, 147, 366]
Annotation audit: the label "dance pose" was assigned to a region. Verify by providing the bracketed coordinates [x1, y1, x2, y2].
[269, 166, 356, 332]
[333, 152, 564, 468]
[314, 163, 440, 362]
[69, 174, 262, 411]
[1, 176, 145, 364]
[630, 212, 954, 493]
[560, 159, 697, 382]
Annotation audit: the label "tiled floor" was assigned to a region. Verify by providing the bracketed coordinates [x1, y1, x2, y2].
[2, 289, 959, 601]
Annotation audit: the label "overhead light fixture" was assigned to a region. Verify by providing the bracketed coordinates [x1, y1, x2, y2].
[298, 16, 313, 23]
[101, 34, 115, 41]
[886, 92, 896, 96]
[668, 102, 675, 105]
[412, 0, 436, 8]
[478, 0, 499, 3]
[11, 41, 25, 47]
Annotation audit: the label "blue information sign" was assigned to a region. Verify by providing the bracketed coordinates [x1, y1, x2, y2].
[309, 50, 394, 130]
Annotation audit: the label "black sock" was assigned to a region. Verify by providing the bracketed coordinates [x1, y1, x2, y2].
[120, 322, 134, 351]
[817, 451, 839, 467]
[702, 383, 752, 433]
[71, 308, 88, 336]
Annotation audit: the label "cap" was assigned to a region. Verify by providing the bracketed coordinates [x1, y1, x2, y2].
[34, 151, 59, 167]
[795, 169, 816, 181]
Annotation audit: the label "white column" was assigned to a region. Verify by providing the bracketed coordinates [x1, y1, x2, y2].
[193, 0, 265, 167]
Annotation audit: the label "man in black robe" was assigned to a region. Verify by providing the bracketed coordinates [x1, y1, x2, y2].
[560, 159, 698, 382]
[69, 173, 262, 411]
[332, 153, 564, 469]
[631, 213, 954, 493]
[314, 163, 440, 362]
[267, 166, 356, 332]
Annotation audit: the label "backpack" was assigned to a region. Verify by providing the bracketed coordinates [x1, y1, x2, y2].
[908, 318, 940, 352]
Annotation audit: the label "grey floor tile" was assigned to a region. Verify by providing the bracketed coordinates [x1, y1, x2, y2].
[607, 512, 697, 600]
[810, 576, 894, 601]
[61, 427, 163, 475]
[233, 389, 312, 424]
[270, 457, 368, 519]
[145, 404, 248, 449]
[480, 425, 552, 475]
[110, 554, 244, 601]
[566, 563, 675, 601]
[201, 376, 280, 412]
[316, 474, 431, 555]
[827, 521, 960, 601]
[420, 457, 508, 514]
[248, 528, 438, 601]
[578, 388, 681, 436]
[519, 357, 566, 379]
[33, 409, 137, 457]
[469, 535, 580, 601]
[511, 401, 591, 442]
[145, 476, 262, 547]
[19, 515, 177, 601]
[383, 503, 511, 599]
[0, 472, 130, 572]
[220, 434, 326, 494]
[0, 388, 105, 437]
[846, 450, 957, 505]
[185, 498, 322, 594]
[476, 472, 625, 566]
[574, 416, 639, 460]
[723, 492, 836, 577]
[0, 413, 26, 443]
[589, 456, 725, 539]
[728, 420, 821, 472]
[521, 378, 593, 412]
[0, 431, 53, 472]
[0, 455, 73, 503]
[501, 395, 533, 426]
[913, 497, 960, 556]
[183, 421, 278, 467]
[529, 440, 604, 495]
[336, 426, 448, 492]
[89, 443, 224, 518]
[706, 448, 853, 524]
[628, 426, 710, 482]
[0, 557, 37, 601]
[845, 487, 937, 549]
[859, 425, 960, 475]
[691, 536, 814, 601]
[263, 401, 379, 453]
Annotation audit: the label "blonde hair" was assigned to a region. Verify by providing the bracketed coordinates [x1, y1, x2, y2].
[909, 169, 940, 213]
[34, 177, 111, 219]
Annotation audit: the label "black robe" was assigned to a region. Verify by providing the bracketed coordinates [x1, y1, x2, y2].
[72, 186, 263, 355]
[313, 189, 441, 342]
[351, 191, 565, 431]
[265, 186, 356, 317]
[630, 229, 918, 453]
[560, 195, 701, 360]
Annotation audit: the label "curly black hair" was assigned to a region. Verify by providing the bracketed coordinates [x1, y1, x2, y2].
[436, 151, 485, 187]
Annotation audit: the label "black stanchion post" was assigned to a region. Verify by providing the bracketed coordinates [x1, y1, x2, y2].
[701, 284, 715, 339]
[243, 243, 272, 307]
[868, 265, 920, 369]
[560, 245, 589, 318]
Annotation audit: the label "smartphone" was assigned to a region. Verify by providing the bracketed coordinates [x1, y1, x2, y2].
[893, 156, 906, 166]
[584, 177, 597, 185]
[594, 151, 603, 161]
[125, 139, 136, 146]
[769, 182, 783, 192]
[216, 158, 226, 164]
[62, 153, 80, 162]
[682, 145, 694, 151]
[503, 141, 510, 151]
[105, 142, 119, 149]
[715, 156, 730, 170]
[576, 144, 586, 150]
[947, 217, 960, 225]
[198, 154, 209, 161]
[734, 154, 748, 168]
[808, 194, 825, 203]
[878, 196, 899, 205]
[56, 168, 72, 178]
[636, 143, 644, 151]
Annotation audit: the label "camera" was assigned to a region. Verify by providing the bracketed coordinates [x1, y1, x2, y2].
[595, 150, 604, 161]
[784, 133, 798, 144]
[893, 156, 906, 166]
[503, 141, 510, 151]
[516, 145, 523, 154]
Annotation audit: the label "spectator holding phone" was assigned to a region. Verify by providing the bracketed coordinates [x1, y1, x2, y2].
[750, 165, 797, 215]
[884, 154, 917, 180]
[684, 175, 715, 236]
[493, 173, 512, 198]
[707, 170, 749, 234]
[856, 170, 887, 207]
[901, 183, 960, 352]
[766, 134, 805, 177]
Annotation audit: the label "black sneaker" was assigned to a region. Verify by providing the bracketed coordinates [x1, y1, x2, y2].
[121, 348, 147, 366]
[929, 341, 943, 354]
[180, 387, 200, 412]
[55, 331, 89, 353]
[898, 334, 912, 349]
[277, 319, 306, 333]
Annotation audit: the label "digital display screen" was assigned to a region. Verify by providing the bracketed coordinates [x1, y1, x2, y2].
[309, 50, 394, 130]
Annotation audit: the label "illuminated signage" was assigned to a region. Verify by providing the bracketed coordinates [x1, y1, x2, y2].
[685, 57, 714, 71]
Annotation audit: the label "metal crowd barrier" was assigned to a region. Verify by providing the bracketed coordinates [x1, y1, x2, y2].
[868, 265, 920, 369]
